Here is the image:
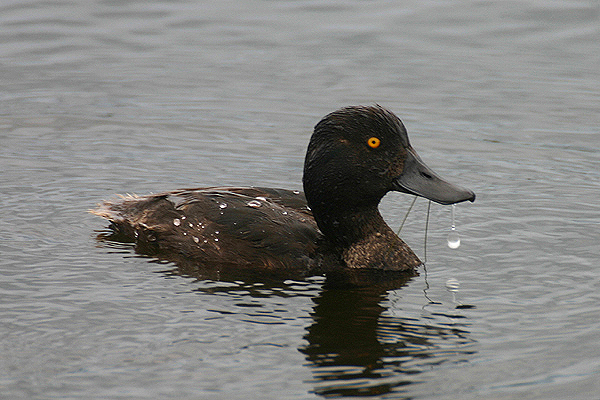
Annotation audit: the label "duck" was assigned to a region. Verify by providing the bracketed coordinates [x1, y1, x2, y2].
[92, 105, 475, 278]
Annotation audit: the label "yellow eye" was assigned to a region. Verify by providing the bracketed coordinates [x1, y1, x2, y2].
[367, 137, 381, 148]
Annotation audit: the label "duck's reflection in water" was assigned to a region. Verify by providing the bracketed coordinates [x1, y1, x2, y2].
[95, 241, 475, 397]
[301, 271, 476, 398]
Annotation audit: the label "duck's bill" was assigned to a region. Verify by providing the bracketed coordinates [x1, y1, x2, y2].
[393, 147, 476, 205]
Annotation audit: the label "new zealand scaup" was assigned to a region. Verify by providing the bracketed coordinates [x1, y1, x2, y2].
[92, 105, 475, 276]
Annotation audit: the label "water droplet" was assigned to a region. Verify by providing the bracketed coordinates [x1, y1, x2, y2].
[447, 204, 461, 249]
[189, 222, 193, 227]
[292, 190, 300, 195]
[447, 229, 461, 249]
[446, 278, 461, 305]
[214, 238, 219, 242]
[181, 216, 186, 220]
[247, 200, 261, 208]
[173, 218, 181, 226]
[193, 236, 199, 243]
[445, 278, 460, 292]
[219, 203, 227, 209]
[282, 211, 288, 215]
[256, 196, 267, 201]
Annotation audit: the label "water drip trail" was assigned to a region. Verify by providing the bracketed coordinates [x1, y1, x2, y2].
[447, 204, 461, 249]
[422, 201, 439, 305]
[397, 196, 417, 235]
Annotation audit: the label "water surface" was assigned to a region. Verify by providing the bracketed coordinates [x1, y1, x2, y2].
[1, 1, 599, 399]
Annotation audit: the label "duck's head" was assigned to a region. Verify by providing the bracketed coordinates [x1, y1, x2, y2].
[303, 105, 475, 240]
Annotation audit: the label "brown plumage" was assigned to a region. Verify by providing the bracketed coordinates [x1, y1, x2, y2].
[92, 105, 475, 278]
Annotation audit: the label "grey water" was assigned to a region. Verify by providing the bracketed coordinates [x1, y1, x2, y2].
[1, 1, 599, 399]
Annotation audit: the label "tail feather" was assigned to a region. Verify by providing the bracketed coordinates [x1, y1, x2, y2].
[90, 193, 174, 228]
[89, 194, 142, 223]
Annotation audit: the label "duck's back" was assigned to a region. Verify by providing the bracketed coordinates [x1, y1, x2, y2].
[92, 187, 321, 273]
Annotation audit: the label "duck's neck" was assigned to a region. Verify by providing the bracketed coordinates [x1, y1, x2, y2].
[312, 204, 422, 271]
[314, 205, 383, 244]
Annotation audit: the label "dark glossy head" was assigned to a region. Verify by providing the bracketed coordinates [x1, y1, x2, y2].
[303, 105, 475, 237]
